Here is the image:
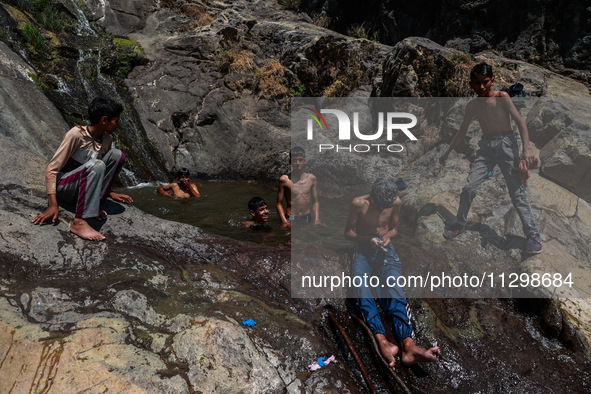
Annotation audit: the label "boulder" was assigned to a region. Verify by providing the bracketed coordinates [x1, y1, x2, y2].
[84, 0, 158, 36]
[540, 108, 591, 203]
[0, 42, 69, 159]
[114, 2, 391, 179]
[300, 0, 591, 82]
[378, 37, 591, 99]
[379, 37, 462, 97]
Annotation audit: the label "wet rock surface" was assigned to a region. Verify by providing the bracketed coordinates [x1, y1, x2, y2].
[1, 81, 590, 392]
[0, 50, 359, 391]
[0, 147, 358, 392]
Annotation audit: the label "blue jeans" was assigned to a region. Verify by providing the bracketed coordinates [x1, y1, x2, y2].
[352, 243, 413, 342]
[457, 132, 538, 237]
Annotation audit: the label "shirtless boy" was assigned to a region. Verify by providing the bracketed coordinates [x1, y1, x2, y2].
[32, 98, 133, 241]
[244, 196, 271, 231]
[157, 168, 201, 198]
[439, 62, 542, 254]
[276, 146, 323, 228]
[345, 178, 440, 370]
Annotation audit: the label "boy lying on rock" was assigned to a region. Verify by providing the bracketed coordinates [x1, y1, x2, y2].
[345, 178, 440, 370]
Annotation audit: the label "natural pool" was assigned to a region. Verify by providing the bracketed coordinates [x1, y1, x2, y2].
[123, 180, 354, 250]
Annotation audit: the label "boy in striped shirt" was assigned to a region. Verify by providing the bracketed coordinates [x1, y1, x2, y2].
[33, 98, 133, 241]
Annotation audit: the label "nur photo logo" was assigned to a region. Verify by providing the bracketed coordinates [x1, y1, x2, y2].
[300, 104, 419, 153]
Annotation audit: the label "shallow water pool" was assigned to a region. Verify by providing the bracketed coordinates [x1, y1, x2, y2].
[123, 180, 353, 249]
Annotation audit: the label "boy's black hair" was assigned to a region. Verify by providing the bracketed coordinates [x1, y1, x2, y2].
[248, 196, 267, 213]
[470, 62, 494, 81]
[290, 146, 306, 160]
[88, 97, 123, 125]
[177, 167, 190, 178]
[370, 178, 398, 210]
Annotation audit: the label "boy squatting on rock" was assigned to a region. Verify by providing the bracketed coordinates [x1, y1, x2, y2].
[32, 98, 133, 241]
[345, 178, 440, 370]
[439, 62, 542, 254]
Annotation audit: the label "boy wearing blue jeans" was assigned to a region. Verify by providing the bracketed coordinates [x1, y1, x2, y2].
[439, 62, 542, 254]
[345, 178, 440, 371]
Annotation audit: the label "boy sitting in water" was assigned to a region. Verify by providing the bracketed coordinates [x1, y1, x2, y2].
[32, 97, 133, 242]
[439, 62, 542, 254]
[276, 146, 323, 228]
[244, 197, 271, 231]
[345, 178, 440, 370]
[157, 168, 201, 198]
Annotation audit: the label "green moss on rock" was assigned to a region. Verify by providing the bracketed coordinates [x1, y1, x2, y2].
[113, 37, 148, 79]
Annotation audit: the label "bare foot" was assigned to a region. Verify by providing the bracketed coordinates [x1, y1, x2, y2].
[96, 209, 107, 221]
[401, 338, 440, 365]
[70, 218, 105, 241]
[375, 333, 399, 371]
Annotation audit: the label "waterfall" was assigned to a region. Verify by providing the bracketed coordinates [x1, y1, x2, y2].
[65, 0, 156, 187]
[48, 74, 71, 94]
[68, 0, 97, 36]
[1, 0, 169, 185]
[119, 167, 140, 186]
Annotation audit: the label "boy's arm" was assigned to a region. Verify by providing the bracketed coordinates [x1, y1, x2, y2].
[439, 103, 475, 164]
[189, 183, 201, 198]
[381, 199, 401, 248]
[344, 198, 374, 245]
[45, 128, 80, 196]
[32, 194, 59, 225]
[276, 176, 290, 228]
[310, 174, 324, 226]
[157, 183, 174, 197]
[177, 179, 200, 197]
[344, 199, 362, 242]
[501, 94, 536, 166]
[110, 191, 133, 203]
[34, 128, 80, 224]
